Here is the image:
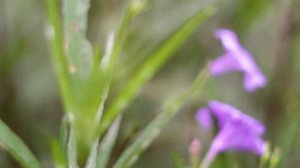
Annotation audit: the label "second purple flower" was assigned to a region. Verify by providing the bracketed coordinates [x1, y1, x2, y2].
[196, 100, 266, 168]
[209, 29, 267, 92]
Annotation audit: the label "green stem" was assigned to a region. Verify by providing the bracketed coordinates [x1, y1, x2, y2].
[199, 149, 217, 168]
[47, 0, 74, 114]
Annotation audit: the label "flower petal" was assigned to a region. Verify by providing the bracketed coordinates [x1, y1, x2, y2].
[214, 29, 240, 51]
[211, 28, 268, 92]
[208, 100, 265, 135]
[243, 70, 267, 92]
[209, 52, 242, 76]
[195, 108, 213, 129]
[211, 118, 266, 156]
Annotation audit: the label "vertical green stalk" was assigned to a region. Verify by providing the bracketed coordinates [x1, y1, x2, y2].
[96, 116, 122, 168]
[47, 0, 74, 115]
[61, 0, 144, 165]
[62, 0, 93, 164]
[98, 0, 145, 90]
[107, 0, 143, 66]
[84, 2, 146, 166]
[63, 0, 92, 82]
[93, 0, 145, 137]
[48, 0, 93, 165]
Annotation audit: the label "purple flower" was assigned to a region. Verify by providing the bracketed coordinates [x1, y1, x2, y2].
[196, 100, 266, 168]
[209, 29, 267, 92]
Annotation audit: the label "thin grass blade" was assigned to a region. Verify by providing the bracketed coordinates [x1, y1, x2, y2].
[0, 119, 40, 168]
[67, 129, 79, 168]
[46, 0, 74, 113]
[51, 138, 67, 168]
[63, 0, 92, 81]
[59, 116, 69, 158]
[96, 116, 122, 168]
[98, 6, 215, 138]
[112, 69, 209, 168]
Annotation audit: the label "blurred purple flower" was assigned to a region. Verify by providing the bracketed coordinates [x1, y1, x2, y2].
[196, 100, 266, 168]
[209, 29, 267, 92]
[195, 108, 212, 129]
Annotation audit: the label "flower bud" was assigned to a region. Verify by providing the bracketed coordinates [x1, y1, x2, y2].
[189, 138, 201, 167]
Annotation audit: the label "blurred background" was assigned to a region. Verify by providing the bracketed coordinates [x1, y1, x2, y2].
[1, 0, 300, 167]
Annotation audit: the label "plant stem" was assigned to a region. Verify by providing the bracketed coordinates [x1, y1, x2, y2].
[199, 149, 217, 168]
[47, 0, 75, 115]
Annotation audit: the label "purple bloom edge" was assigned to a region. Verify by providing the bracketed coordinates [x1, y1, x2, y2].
[209, 28, 268, 92]
[195, 100, 266, 158]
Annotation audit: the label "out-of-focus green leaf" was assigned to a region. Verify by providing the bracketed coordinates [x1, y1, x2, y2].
[77, 0, 144, 163]
[59, 116, 69, 158]
[77, 0, 142, 125]
[46, 0, 74, 114]
[232, 0, 270, 33]
[0, 37, 26, 74]
[96, 116, 122, 168]
[276, 110, 300, 168]
[112, 69, 209, 168]
[85, 142, 98, 168]
[51, 138, 67, 168]
[98, 6, 215, 138]
[170, 152, 186, 168]
[274, 8, 300, 168]
[211, 153, 232, 168]
[67, 129, 78, 168]
[0, 119, 40, 168]
[63, 0, 92, 82]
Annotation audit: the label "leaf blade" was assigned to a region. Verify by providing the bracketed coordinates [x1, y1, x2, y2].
[98, 6, 215, 138]
[51, 138, 67, 168]
[112, 69, 209, 168]
[96, 116, 122, 168]
[0, 119, 40, 168]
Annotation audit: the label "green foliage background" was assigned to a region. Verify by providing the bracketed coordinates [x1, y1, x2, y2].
[0, 0, 300, 167]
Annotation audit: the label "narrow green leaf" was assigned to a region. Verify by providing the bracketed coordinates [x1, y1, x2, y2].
[51, 138, 67, 168]
[92, 46, 102, 74]
[98, 6, 215, 138]
[108, 0, 147, 70]
[79, 0, 146, 146]
[79, 0, 141, 123]
[68, 129, 79, 168]
[0, 119, 40, 168]
[47, 0, 79, 166]
[276, 111, 300, 168]
[112, 69, 209, 168]
[59, 116, 69, 158]
[96, 116, 122, 168]
[63, 0, 92, 81]
[85, 142, 99, 168]
[46, 0, 74, 114]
